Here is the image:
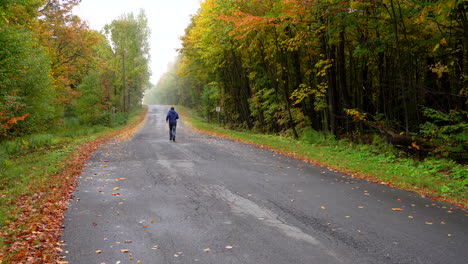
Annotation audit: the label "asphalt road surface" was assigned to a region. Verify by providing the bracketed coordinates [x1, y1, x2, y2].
[62, 105, 467, 264]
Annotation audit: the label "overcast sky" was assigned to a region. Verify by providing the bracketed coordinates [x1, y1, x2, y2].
[73, 0, 201, 84]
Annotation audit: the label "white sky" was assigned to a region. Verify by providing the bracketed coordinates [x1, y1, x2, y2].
[73, 0, 201, 84]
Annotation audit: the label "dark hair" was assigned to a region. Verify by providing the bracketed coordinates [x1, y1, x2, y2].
[171, 107, 175, 110]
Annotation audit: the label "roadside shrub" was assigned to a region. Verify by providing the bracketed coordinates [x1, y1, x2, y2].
[300, 127, 335, 145]
[419, 108, 467, 161]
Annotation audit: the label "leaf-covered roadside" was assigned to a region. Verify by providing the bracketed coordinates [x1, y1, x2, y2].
[180, 107, 467, 209]
[0, 107, 147, 263]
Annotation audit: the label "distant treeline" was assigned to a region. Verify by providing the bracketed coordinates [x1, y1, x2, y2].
[1, 0, 151, 139]
[146, 0, 467, 160]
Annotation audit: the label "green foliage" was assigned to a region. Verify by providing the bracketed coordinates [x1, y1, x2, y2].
[419, 108, 467, 160]
[71, 71, 111, 126]
[201, 83, 220, 121]
[300, 128, 335, 145]
[104, 11, 151, 113]
[0, 25, 57, 138]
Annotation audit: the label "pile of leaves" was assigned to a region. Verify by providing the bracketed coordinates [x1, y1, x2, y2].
[0, 107, 147, 263]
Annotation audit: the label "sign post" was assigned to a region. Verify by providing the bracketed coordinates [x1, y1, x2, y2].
[216, 107, 221, 125]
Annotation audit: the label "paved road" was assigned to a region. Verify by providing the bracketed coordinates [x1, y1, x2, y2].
[62, 105, 467, 264]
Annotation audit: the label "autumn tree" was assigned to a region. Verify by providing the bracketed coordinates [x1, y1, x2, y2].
[36, 0, 102, 112]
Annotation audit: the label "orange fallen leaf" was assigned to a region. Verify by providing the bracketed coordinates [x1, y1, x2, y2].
[95, 250, 102, 254]
[143, 225, 149, 228]
[425, 221, 433, 225]
[392, 208, 403, 211]
[112, 193, 120, 196]
[320, 206, 326, 210]
[120, 249, 130, 253]
[117, 177, 127, 180]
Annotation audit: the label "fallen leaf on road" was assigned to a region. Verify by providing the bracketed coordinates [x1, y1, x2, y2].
[113, 187, 120, 190]
[203, 248, 211, 252]
[441, 221, 446, 224]
[225, 245, 233, 249]
[117, 177, 126, 180]
[151, 219, 155, 223]
[120, 249, 129, 253]
[103, 165, 108, 167]
[297, 190, 303, 193]
[112, 193, 120, 196]
[425, 221, 433, 225]
[408, 216, 414, 219]
[152, 245, 160, 250]
[92, 222, 98, 226]
[358, 206, 364, 209]
[321, 206, 326, 210]
[124, 240, 132, 243]
[95, 250, 102, 254]
[392, 208, 403, 211]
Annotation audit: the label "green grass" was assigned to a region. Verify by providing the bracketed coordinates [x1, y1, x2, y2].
[180, 106, 467, 207]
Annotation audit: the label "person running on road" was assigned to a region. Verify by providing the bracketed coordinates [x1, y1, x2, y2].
[166, 106, 179, 141]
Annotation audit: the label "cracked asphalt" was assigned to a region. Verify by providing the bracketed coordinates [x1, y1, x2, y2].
[62, 105, 467, 264]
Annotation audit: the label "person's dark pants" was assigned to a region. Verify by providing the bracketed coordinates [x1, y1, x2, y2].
[169, 123, 177, 140]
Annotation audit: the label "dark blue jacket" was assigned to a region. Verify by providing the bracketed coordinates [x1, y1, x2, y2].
[166, 109, 179, 124]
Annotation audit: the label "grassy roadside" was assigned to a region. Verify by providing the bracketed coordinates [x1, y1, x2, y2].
[0, 106, 147, 262]
[179, 106, 467, 209]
